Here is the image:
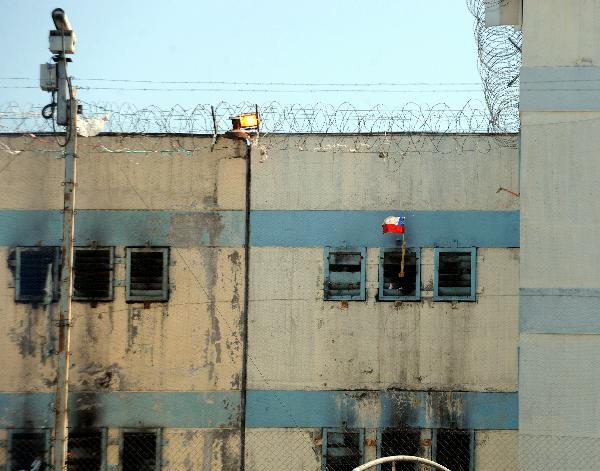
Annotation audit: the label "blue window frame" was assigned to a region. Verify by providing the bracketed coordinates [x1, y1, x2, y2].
[322, 428, 364, 471]
[7, 429, 51, 471]
[378, 248, 421, 301]
[433, 248, 477, 302]
[15, 247, 60, 303]
[324, 247, 367, 301]
[126, 247, 170, 302]
[432, 429, 474, 471]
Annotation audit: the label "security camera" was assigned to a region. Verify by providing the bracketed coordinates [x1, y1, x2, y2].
[52, 8, 72, 32]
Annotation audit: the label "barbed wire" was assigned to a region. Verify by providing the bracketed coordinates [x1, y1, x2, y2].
[466, 0, 522, 141]
[0, 100, 516, 156]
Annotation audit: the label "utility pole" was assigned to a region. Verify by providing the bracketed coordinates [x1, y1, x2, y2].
[40, 8, 78, 470]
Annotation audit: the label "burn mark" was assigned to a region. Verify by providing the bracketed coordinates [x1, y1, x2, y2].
[126, 308, 142, 353]
[77, 362, 122, 390]
[8, 306, 38, 358]
[72, 393, 102, 429]
[201, 249, 222, 385]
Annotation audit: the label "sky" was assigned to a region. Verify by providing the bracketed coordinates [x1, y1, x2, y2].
[1, 1, 485, 116]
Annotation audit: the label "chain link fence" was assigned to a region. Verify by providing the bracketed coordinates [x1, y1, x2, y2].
[2, 427, 523, 470]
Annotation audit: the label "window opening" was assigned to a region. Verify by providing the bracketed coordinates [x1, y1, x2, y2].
[122, 431, 159, 471]
[67, 430, 103, 471]
[434, 248, 476, 301]
[126, 248, 169, 302]
[15, 247, 60, 303]
[9, 431, 48, 471]
[324, 248, 366, 301]
[73, 247, 114, 301]
[435, 429, 471, 471]
[380, 429, 421, 471]
[379, 248, 420, 300]
[323, 429, 363, 471]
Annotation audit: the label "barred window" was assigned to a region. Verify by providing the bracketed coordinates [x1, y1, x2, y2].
[126, 248, 169, 302]
[323, 429, 363, 471]
[9, 431, 48, 471]
[324, 248, 366, 301]
[379, 248, 420, 301]
[67, 430, 104, 471]
[379, 429, 420, 471]
[435, 429, 472, 471]
[73, 247, 114, 301]
[15, 247, 60, 303]
[434, 248, 477, 301]
[122, 431, 159, 471]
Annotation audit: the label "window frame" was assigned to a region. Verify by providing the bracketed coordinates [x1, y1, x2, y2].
[72, 246, 115, 302]
[378, 247, 421, 301]
[119, 428, 162, 471]
[125, 247, 170, 303]
[433, 247, 477, 302]
[323, 247, 367, 301]
[322, 428, 365, 471]
[7, 428, 51, 471]
[15, 247, 60, 303]
[432, 429, 475, 471]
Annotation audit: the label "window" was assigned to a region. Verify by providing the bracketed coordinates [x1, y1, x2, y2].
[8, 430, 49, 471]
[126, 248, 169, 302]
[73, 247, 114, 302]
[15, 247, 60, 303]
[378, 429, 421, 471]
[324, 248, 366, 301]
[379, 248, 421, 301]
[434, 248, 476, 302]
[322, 429, 364, 471]
[67, 430, 105, 471]
[122, 430, 160, 471]
[434, 429, 473, 471]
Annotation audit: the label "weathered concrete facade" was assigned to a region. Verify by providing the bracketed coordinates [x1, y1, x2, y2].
[517, 1, 600, 468]
[0, 135, 247, 470]
[246, 135, 520, 469]
[0, 132, 519, 469]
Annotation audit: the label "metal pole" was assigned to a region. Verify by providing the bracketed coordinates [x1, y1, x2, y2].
[53, 73, 77, 471]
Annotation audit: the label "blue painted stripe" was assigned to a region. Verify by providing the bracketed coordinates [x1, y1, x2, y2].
[246, 390, 518, 430]
[520, 288, 600, 333]
[0, 210, 244, 247]
[250, 211, 519, 247]
[0, 391, 240, 428]
[521, 66, 600, 111]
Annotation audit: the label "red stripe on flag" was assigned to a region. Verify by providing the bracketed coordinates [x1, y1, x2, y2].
[382, 224, 405, 234]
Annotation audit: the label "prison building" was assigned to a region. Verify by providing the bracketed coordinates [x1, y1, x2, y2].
[0, 132, 519, 470]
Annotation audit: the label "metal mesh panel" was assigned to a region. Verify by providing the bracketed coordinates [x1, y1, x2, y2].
[245, 429, 321, 471]
[67, 431, 103, 471]
[380, 430, 421, 471]
[73, 248, 113, 301]
[9, 432, 47, 471]
[122, 432, 157, 471]
[435, 430, 471, 471]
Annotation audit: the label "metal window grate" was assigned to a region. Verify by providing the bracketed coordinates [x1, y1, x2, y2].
[435, 430, 471, 471]
[122, 431, 158, 471]
[380, 248, 420, 300]
[126, 248, 169, 302]
[67, 430, 103, 471]
[73, 248, 114, 301]
[324, 248, 366, 300]
[434, 248, 476, 301]
[380, 430, 421, 471]
[9, 431, 48, 471]
[15, 247, 60, 303]
[324, 430, 362, 471]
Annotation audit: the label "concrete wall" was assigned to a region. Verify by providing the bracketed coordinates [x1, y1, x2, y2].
[519, 2, 600, 469]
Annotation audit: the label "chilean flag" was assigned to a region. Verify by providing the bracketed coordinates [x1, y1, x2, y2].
[382, 216, 406, 234]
